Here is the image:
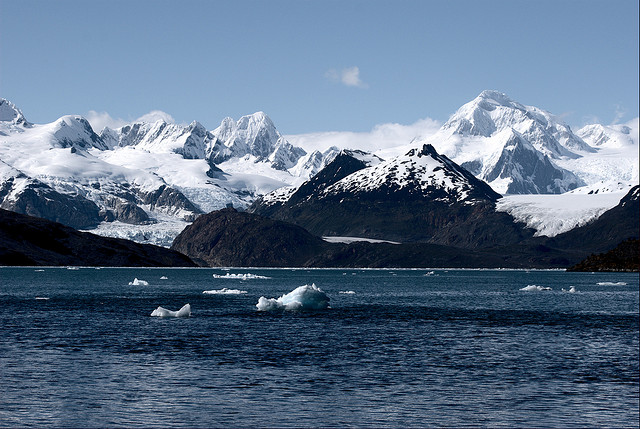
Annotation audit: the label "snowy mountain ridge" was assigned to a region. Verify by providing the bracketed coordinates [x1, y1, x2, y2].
[1, 92, 637, 246]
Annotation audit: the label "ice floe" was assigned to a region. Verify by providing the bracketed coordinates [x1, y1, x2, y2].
[597, 282, 627, 286]
[562, 286, 577, 293]
[520, 285, 552, 291]
[203, 288, 248, 295]
[150, 303, 191, 317]
[212, 273, 271, 280]
[128, 278, 149, 286]
[160, 276, 168, 280]
[256, 284, 330, 311]
[339, 290, 356, 294]
[35, 297, 50, 300]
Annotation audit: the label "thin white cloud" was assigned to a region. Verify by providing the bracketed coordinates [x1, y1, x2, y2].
[85, 110, 128, 132]
[285, 117, 441, 156]
[611, 104, 626, 125]
[136, 110, 175, 124]
[325, 66, 368, 89]
[85, 109, 175, 132]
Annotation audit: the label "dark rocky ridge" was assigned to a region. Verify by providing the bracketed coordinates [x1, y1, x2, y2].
[0, 209, 196, 267]
[171, 208, 331, 267]
[567, 239, 639, 272]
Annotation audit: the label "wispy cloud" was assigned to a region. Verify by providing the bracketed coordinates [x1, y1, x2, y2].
[325, 66, 368, 89]
[611, 104, 626, 125]
[85, 110, 175, 132]
[285, 117, 441, 155]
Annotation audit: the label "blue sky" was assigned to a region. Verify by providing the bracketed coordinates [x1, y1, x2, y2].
[1, 0, 638, 134]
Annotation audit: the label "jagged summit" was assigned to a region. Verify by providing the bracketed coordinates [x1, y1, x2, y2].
[0, 99, 31, 127]
[322, 144, 500, 203]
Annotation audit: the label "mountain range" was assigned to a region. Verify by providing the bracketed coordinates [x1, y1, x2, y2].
[0, 92, 637, 250]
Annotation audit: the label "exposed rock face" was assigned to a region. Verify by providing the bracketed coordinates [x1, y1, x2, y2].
[567, 239, 639, 272]
[0, 178, 102, 229]
[139, 185, 202, 219]
[170, 207, 578, 269]
[171, 208, 330, 267]
[0, 209, 196, 267]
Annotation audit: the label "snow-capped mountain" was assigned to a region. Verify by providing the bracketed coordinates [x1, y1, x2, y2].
[423, 90, 592, 194]
[0, 100, 338, 245]
[250, 144, 532, 247]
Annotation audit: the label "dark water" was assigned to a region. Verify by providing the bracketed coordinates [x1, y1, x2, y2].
[0, 267, 638, 428]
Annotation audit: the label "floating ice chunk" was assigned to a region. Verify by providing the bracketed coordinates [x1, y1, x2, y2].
[66, 267, 79, 270]
[212, 273, 271, 280]
[520, 285, 552, 291]
[256, 284, 330, 311]
[160, 276, 168, 280]
[129, 278, 149, 286]
[597, 282, 627, 286]
[150, 303, 191, 317]
[562, 286, 577, 293]
[203, 288, 248, 295]
[35, 297, 50, 300]
[35, 269, 45, 272]
[339, 290, 356, 294]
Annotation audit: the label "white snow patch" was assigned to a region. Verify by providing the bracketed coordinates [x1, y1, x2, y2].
[322, 236, 401, 244]
[150, 303, 191, 317]
[256, 284, 330, 311]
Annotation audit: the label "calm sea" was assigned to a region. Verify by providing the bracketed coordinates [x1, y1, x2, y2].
[0, 267, 638, 428]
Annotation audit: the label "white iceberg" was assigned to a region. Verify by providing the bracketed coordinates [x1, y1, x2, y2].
[150, 303, 191, 317]
[212, 273, 271, 280]
[203, 288, 248, 295]
[520, 285, 552, 291]
[596, 282, 627, 286]
[256, 284, 330, 311]
[160, 276, 168, 280]
[339, 290, 356, 294]
[562, 286, 577, 293]
[128, 278, 149, 286]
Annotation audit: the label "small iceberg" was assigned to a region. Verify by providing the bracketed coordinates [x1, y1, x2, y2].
[596, 282, 627, 286]
[34, 269, 45, 272]
[520, 285, 552, 291]
[160, 276, 168, 280]
[562, 286, 577, 293]
[424, 271, 435, 276]
[256, 284, 330, 311]
[339, 290, 356, 294]
[150, 303, 191, 317]
[203, 288, 248, 295]
[35, 297, 50, 300]
[212, 273, 271, 280]
[128, 278, 149, 286]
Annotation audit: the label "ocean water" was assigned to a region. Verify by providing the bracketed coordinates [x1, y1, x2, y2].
[0, 267, 638, 428]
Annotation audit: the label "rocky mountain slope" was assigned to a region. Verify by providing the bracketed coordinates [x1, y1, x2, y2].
[0, 209, 196, 267]
[251, 144, 535, 248]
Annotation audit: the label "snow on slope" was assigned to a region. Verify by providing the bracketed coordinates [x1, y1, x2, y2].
[496, 191, 630, 237]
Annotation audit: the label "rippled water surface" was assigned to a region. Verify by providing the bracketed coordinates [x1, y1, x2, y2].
[1, 267, 638, 427]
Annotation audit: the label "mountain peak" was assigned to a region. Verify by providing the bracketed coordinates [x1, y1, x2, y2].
[0, 99, 31, 127]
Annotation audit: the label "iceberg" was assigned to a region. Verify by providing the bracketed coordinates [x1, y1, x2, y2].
[520, 285, 552, 291]
[596, 282, 627, 286]
[212, 273, 271, 280]
[160, 276, 168, 280]
[203, 288, 248, 295]
[339, 290, 356, 294]
[129, 278, 149, 286]
[150, 303, 191, 317]
[562, 286, 577, 293]
[256, 284, 330, 311]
